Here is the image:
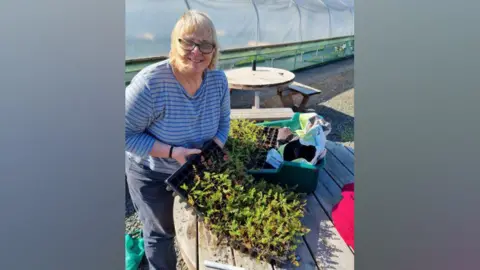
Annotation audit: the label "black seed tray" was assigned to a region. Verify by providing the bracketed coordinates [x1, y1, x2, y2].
[164, 140, 228, 216]
[258, 126, 279, 149]
[246, 126, 280, 170]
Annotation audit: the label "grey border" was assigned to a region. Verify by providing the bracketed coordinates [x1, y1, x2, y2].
[0, 1, 125, 269]
[356, 0, 480, 269]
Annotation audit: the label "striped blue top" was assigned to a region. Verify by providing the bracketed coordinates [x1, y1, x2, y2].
[125, 59, 231, 174]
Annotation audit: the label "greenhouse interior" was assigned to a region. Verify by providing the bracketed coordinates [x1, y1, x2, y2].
[125, 0, 354, 85]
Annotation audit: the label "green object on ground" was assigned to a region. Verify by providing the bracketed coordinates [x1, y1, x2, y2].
[125, 232, 144, 270]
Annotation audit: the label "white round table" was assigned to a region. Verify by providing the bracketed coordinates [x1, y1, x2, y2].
[224, 67, 295, 109]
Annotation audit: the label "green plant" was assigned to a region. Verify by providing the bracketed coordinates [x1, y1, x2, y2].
[181, 165, 309, 266]
[179, 119, 310, 266]
[226, 119, 268, 170]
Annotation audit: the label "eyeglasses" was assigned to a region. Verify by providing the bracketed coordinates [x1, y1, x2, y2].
[178, 38, 215, 54]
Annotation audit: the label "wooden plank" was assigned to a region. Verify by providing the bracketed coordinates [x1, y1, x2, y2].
[316, 169, 344, 217]
[174, 197, 236, 270]
[232, 249, 273, 270]
[325, 151, 354, 187]
[326, 141, 354, 175]
[302, 194, 355, 270]
[288, 81, 322, 96]
[173, 196, 198, 270]
[197, 221, 236, 270]
[315, 169, 356, 255]
[231, 108, 294, 121]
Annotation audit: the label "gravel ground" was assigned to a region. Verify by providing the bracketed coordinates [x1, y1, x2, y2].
[317, 88, 355, 149]
[124, 59, 354, 270]
[125, 180, 189, 270]
[296, 59, 355, 149]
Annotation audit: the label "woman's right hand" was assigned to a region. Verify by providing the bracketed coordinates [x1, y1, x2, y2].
[171, 147, 202, 165]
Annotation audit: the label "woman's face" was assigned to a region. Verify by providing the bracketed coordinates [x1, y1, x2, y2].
[178, 31, 215, 74]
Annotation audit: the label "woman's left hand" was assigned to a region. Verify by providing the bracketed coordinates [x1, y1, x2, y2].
[171, 147, 202, 165]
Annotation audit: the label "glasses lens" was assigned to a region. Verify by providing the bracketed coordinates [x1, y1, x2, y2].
[199, 43, 214, 53]
[180, 39, 214, 53]
[179, 39, 195, 50]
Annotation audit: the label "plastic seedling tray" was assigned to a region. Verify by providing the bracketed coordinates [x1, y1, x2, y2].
[259, 126, 279, 148]
[246, 126, 280, 170]
[164, 140, 227, 217]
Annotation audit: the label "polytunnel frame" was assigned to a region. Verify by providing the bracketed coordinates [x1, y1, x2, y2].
[170, 0, 351, 66]
[126, 0, 353, 59]
[125, 0, 354, 83]
[179, 0, 351, 49]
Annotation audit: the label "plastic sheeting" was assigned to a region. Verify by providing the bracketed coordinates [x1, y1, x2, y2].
[126, 0, 354, 59]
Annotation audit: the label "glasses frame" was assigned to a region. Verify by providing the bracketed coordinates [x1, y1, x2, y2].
[178, 38, 216, 54]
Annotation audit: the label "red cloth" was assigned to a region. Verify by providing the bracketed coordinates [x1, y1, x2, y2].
[331, 183, 354, 250]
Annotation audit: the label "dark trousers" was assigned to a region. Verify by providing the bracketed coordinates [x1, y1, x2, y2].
[126, 159, 177, 270]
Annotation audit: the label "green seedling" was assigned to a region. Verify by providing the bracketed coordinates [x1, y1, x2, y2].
[179, 119, 309, 266]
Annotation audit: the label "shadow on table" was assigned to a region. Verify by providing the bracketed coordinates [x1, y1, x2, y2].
[271, 195, 344, 270]
[304, 195, 344, 270]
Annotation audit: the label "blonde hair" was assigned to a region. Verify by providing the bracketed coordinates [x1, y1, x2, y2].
[169, 10, 219, 72]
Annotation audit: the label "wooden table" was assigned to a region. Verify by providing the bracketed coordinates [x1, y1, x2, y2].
[224, 67, 295, 109]
[173, 141, 355, 270]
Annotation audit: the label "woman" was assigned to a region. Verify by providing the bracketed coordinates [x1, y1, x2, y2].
[125, 10, 230, 270]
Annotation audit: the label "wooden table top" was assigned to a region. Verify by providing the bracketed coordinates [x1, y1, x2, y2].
[173, 141, 355, 270]
[224, 67, 295, 90]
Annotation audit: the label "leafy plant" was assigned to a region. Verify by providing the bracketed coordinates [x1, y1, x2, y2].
[178, 119, 309, 266]
[181, 166, 309, 265]
[225, 119, 270, 170]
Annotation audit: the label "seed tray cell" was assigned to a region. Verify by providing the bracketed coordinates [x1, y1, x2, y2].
[258, 126, 279, 149]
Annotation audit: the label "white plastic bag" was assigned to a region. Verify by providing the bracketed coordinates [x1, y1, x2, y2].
[266, 114, 330, 168]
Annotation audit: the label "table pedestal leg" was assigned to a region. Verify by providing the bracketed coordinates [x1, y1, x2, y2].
[253, 91, 260, 109]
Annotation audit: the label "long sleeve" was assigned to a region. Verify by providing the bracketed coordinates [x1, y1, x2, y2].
[215, 73, 231, 144]
[125, 74, 156, 157]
